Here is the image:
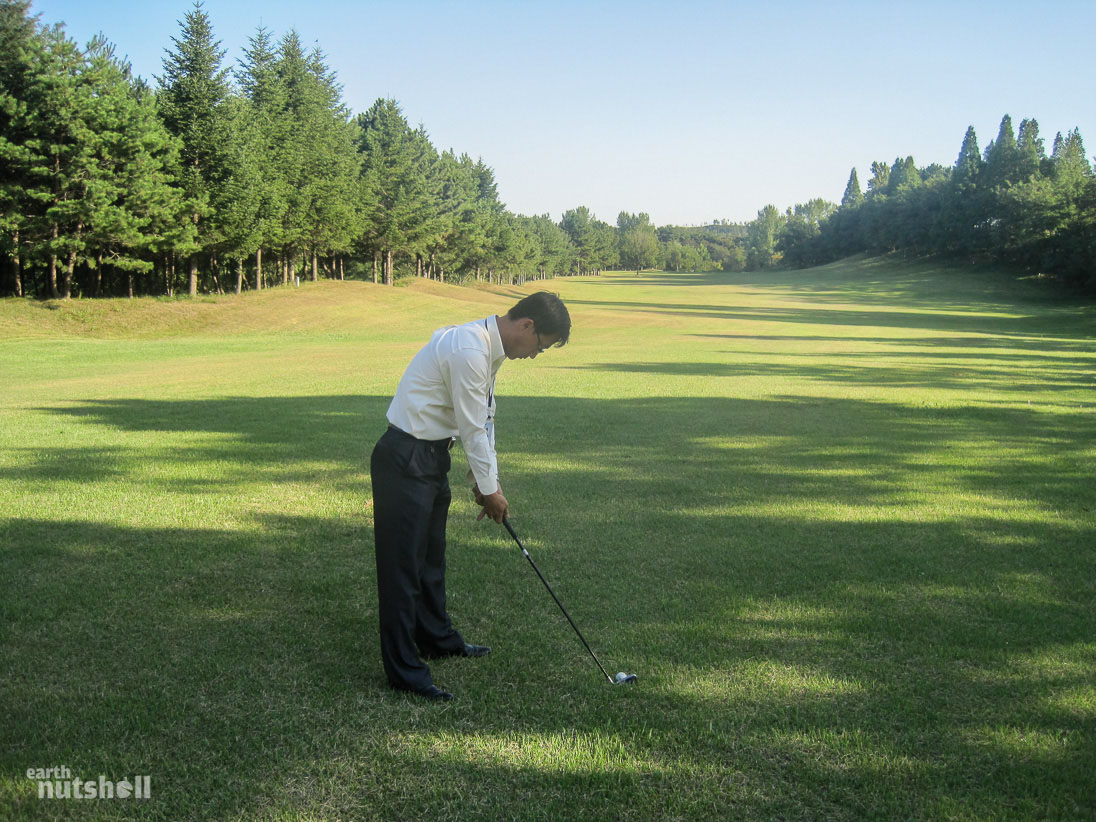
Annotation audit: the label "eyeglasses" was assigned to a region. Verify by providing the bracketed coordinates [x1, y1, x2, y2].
[535, 330, 548, 354]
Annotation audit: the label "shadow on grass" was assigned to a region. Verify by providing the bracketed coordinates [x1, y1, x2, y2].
[2, 393, 1094, 819]
[596, 258, 1096, 316]
[4, 395, 390, 493]
[691, 331, 1096, 357]
[563, 355, 1096, 393]
[570, 259, 1096, 345]
[566, 295, 1096, 342]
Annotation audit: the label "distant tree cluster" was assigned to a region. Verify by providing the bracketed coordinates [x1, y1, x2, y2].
[743, 116, 1095, 289]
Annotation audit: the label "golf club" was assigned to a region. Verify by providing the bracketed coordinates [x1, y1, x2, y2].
[502, 517, 637, 686]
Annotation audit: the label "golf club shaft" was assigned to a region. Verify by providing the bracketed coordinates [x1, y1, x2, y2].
[502, 518, 614, 684]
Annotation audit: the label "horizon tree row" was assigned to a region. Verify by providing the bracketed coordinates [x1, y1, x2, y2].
[6, 0, 1091, 299]
[0, 1, 608, 299]
[743, 115, 1095, 289]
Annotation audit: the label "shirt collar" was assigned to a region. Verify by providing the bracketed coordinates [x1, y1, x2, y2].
[486, 315, 506, 369]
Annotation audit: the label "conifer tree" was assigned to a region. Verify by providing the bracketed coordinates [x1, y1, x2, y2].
[213, 93, 263, 292]
[23, 24, 92, 298]
[236, 25, 289, 288]
[355, 98, 437, 284]
[840, 168, 863, 208]
[1050, 129, 1091, 190]
[887, 156, 921, 193]
[494, 213, 536, 282]
[80, 39, 187, 297]
[1016, 118, 1045, 181]
[953, 126, 982, 188]
[983, 114, 1022, 190]
[271, 29, 312, 283]
[474, 160, 511, 282]
[157, 1, 232, 295]
[430, 151, 480, 280]
[0, 0, 40, 295]
[1043, 129, 1094, 283]
[402, 126, 447, 279]
[948, 125, 984, 254]
[471, 159, 506, 277]
[431, 153, 505, 281]
[297, 44, 362, 280]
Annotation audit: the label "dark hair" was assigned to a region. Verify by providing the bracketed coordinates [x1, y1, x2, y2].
[508, 291, 571, 346]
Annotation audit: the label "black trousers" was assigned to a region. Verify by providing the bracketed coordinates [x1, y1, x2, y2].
[370, 426, 466, 691]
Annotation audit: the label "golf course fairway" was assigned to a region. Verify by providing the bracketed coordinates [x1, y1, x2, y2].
[2, 257, 1093, 820]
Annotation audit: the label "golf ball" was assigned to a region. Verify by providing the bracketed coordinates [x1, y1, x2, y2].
[615, 672, 627, 681]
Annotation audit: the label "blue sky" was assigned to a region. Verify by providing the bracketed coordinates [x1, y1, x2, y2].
[27, 0, 1096, 226]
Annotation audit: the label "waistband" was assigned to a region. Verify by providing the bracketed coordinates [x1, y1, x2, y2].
[386, 424, 455, 450]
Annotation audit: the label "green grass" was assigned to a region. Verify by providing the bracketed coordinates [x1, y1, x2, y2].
[1, 257, 1094, 821]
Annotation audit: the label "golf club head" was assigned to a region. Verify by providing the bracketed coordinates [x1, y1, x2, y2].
[613, 672, 637, 685]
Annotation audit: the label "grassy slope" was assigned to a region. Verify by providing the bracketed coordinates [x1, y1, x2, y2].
[1, 259, 1094, 821]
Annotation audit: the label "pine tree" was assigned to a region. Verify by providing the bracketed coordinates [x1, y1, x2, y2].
[80, 38, 187, 297]
[432, 153, 506, 281]
[983, 114, 1022, 190]
[473, 159, 508, 282]
[948, 125, 984, 255]
[1016, 118, 1045, 181]
[294, 44, 362, 281]
[430, 151, 481, 281]
[495, 213, 536, 283]
[157, 1, 231, 295]
[1050, 129, 1091, 191]
[840, 168, 863, 208]
[236, 25, 289, 288]
[213, 93, 263, 292]
[402, 126, 447, 279]
[23, 24, 91, 298]
[887, 156, 921, 193]
[0, 0, 41, 295]
[270, 29, 313, 282]
[354, 98, 437, 284]
[953, 126, 982, 188]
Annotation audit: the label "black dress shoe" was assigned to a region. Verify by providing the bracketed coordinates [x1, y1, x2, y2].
[414, 685, 453, 701]
[462, 643, 491, 658]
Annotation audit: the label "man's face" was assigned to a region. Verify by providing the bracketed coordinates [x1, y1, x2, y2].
[507, 318, 559, 360]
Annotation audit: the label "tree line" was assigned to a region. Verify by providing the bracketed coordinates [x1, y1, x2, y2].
[3, 0, 1092, 299]
[741, 116, 1095, 290]
[0, 1, 634, 299]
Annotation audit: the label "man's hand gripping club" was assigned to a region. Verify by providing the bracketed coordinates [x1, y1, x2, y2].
[473, 483, 509, 523]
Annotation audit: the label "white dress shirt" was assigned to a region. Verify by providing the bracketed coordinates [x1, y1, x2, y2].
[386, 316, 506, 495]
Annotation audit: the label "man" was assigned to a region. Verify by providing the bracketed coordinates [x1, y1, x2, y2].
[370, 291, 571, 701]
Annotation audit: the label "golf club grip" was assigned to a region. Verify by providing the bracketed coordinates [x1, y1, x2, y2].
[502, 517, 522, 547]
